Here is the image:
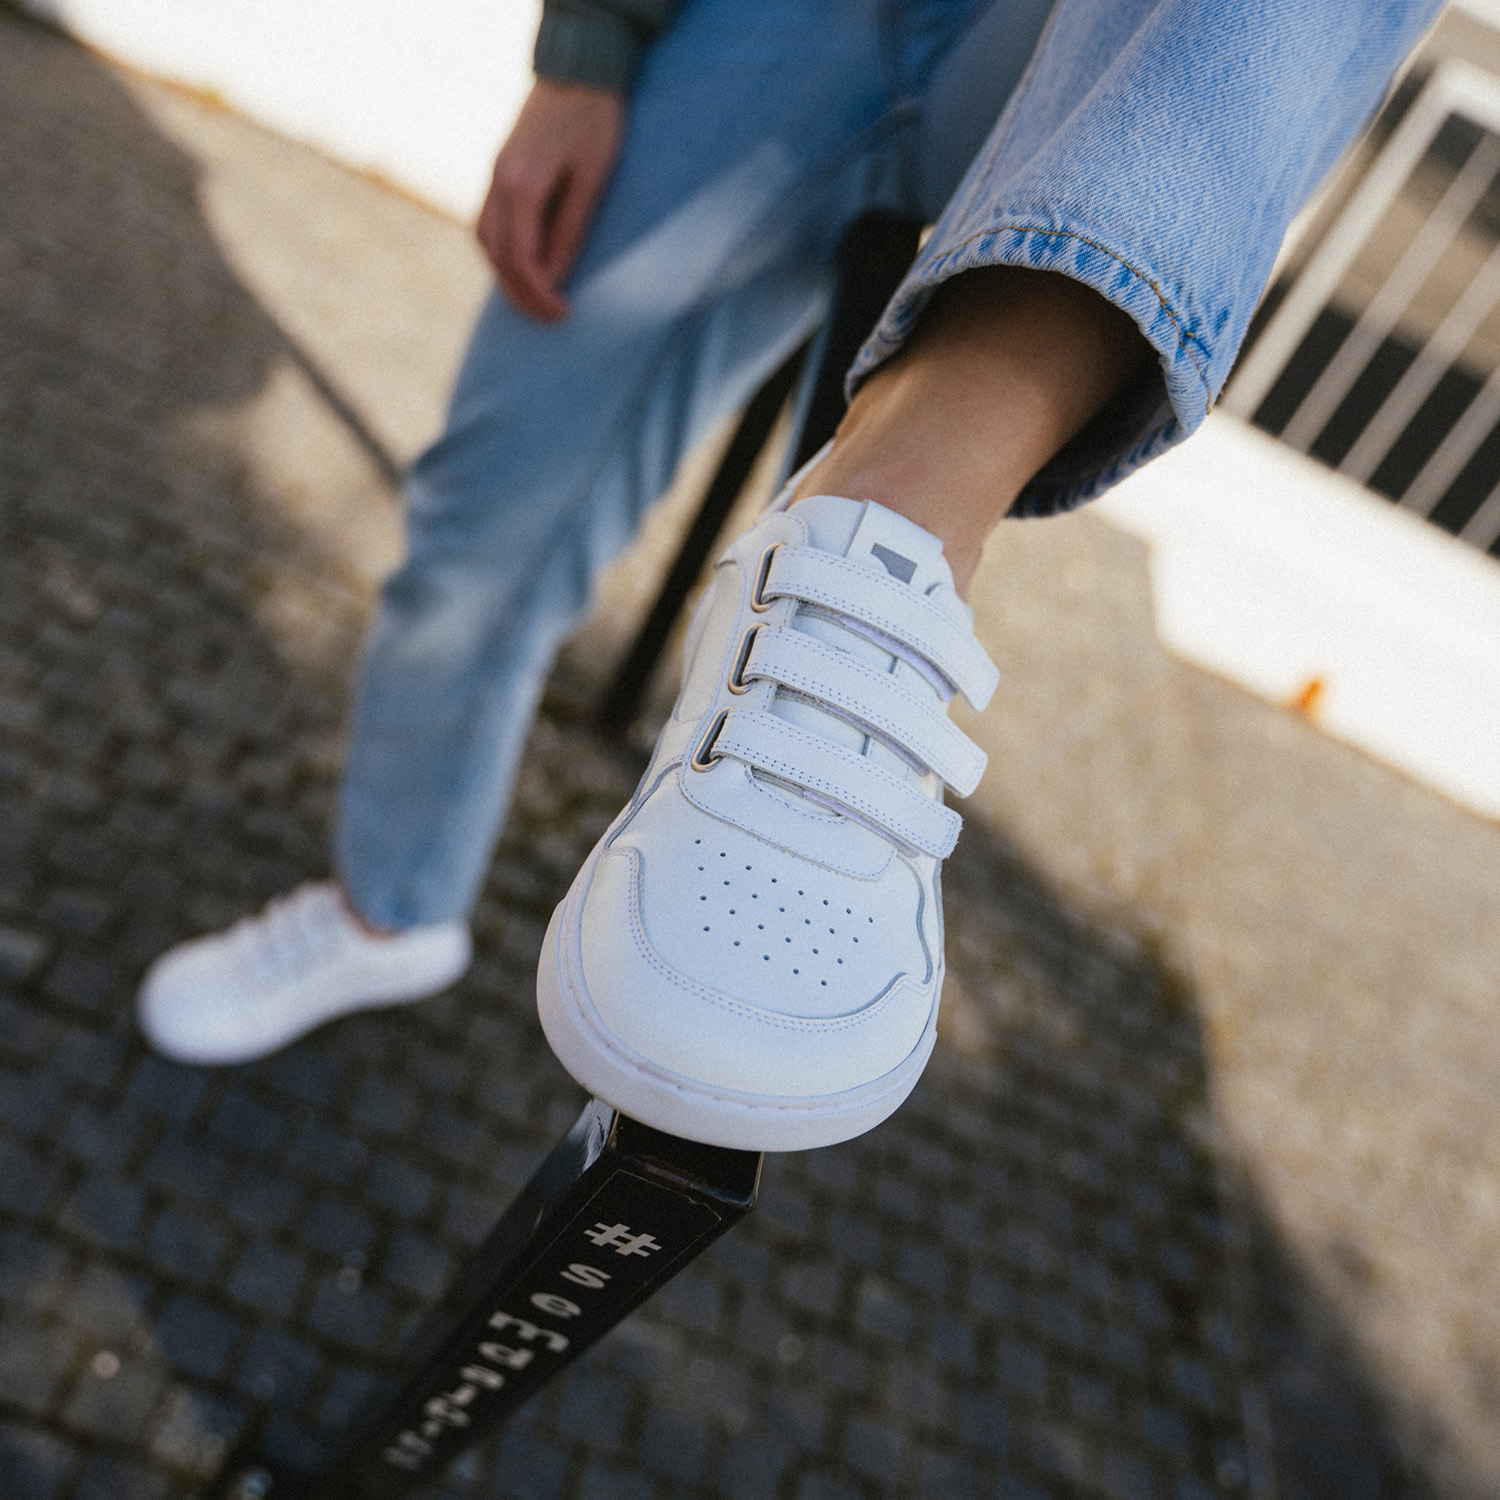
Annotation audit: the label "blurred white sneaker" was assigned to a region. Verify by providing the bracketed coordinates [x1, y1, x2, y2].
[137, 882, 470, 1064]
[538, 492, 998, 1150]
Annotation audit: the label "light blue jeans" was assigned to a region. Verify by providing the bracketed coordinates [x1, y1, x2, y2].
[337, 0, 1439, 928]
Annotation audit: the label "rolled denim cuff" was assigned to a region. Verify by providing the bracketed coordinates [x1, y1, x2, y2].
[535, 5, 645, 93]
[846, 0, 1441, 518]
[848, 222, 1202, 518]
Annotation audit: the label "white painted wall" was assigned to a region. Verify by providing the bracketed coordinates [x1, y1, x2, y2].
[1098, 416, 1500, 822]
[29, 0, 1500, 819]
[22, 0, 542, 220]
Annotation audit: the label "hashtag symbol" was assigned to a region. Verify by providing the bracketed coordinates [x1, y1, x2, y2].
[584, 1222, 663, 1257]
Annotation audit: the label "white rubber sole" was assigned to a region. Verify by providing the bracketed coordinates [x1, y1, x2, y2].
[536, 850, 937, 1153]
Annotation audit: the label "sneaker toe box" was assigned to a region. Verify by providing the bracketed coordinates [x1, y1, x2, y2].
[576, 843, 936, 1099]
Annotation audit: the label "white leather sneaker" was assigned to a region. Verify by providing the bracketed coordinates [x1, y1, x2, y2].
[539, 492, 998, 1150]
[137, 882, 471, 1064]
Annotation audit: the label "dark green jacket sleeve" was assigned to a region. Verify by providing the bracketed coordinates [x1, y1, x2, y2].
[534, 0, 686, 92]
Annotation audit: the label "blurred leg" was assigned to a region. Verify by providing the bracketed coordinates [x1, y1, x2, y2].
[337, 0, 1017, 929]
[857, 0, 1444, 518]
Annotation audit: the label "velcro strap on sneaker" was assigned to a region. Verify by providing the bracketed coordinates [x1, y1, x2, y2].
[743, 627, 987, 796]
[713, 707, 963, 859]
[761, 546, 1000, 711]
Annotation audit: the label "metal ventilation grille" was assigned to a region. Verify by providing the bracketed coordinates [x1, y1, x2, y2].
[1224, 62, 1500, 556]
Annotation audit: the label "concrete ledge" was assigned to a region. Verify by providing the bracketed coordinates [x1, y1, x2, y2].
[1097, 414, 1500, 820]
[21, 0, 540, 218]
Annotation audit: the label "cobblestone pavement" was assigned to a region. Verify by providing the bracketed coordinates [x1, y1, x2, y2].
[4, 13, 1500, 1500]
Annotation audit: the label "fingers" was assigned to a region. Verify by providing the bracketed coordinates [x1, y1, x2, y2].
[479, 157, 569, 322]
[477, 80, 626, 323]
[540, 159, 608, 295]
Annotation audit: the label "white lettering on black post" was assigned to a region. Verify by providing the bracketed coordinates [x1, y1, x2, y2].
[583, 1222, 664, 1257]
[382, 1214, 672, 1472]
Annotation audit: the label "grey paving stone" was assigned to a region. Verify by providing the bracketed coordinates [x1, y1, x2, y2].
[42, 951, 115, 1012]
[0, 1140, 58, 1212]
[641, 1407, 709, 1483]
[62, 1357, 166, 1442]
[366, 1152, 435, 1217]
[897, 1242, 949, 1298]
[919, 1449, 979, 1500]
[958, 1393, 1010, 1458]
[886, 1359, 947, 1428]
[0, 1313, 78, 1413]
[58, 1100, 143, 1170]
[783, 1263, 841, 1318]
[226, 1242, 306, 1319]
[349, 1075, 418, 1136]
[767, 1387, 829, 1451]
[420, 1106, 489, 1166]
[72, 1451, 174, 1500]
[1102, 1449, 1159, 1500]
[0, 997, 54, 1058]
[285, 1120, 366, 1186]
[209, 1087, 290, 1154]
[993, 1478, 1057, 1500]
[577, 1462, 652, 1500]
[810, 1334, 868, 1395]
[154, 1296, 244, 1381]
[720, 1434, 793, 1500]
[797, 1472, 864, 1500]
[149, 1385, 246, 1477]
[998, 1341, 1047, 1401]
[300, 1197, 375, 1260]
[260, 1413, 332, 1475]
[492, 1426, 570, 1500]
[315, 1364, 388, 1431]
[58, 1264, 152, 1343]
[270, 1049, 343, 1108]
[58, 1173, 144, 1249]
[0, 1230, 70, 1313]
[146, 1207, 227, 1283]
[0, 1421, 78, 1500]
[442, 1186, 504, 1246]
[759, 1187, 813, 1238]
[1168, 1354, 1218, 1411]
[712, 1233, 772, 1291]
[307, 1275, 389, 1351]
[554, 1373, 629, 1451]
[141, 1135, 230, 1203]
[236, 1325, 321, 1408]
[383, 1229, 452, 1299]
[123, 1055, 209, 1121]
[828, 1211, 883, 1268]
[0, 924, 48, 979]
[225, 1165, 303, 1232]
[658, 1270, 719, 1335]
[842, 1412, 902, 1479]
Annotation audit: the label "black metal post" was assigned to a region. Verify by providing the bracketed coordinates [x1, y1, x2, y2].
[594, 342, 808, 738]
[593, 211, 924, 740]
[212, 1102, 762, 1500]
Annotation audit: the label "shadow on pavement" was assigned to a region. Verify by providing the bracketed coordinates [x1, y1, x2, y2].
[0, 12, 1466, 1500]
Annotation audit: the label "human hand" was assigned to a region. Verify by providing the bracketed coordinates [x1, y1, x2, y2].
[477, 78, 626, 321]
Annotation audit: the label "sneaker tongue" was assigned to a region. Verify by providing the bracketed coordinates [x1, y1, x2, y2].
[770, 495, 954, 772]
[787, 494, 952, 594]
